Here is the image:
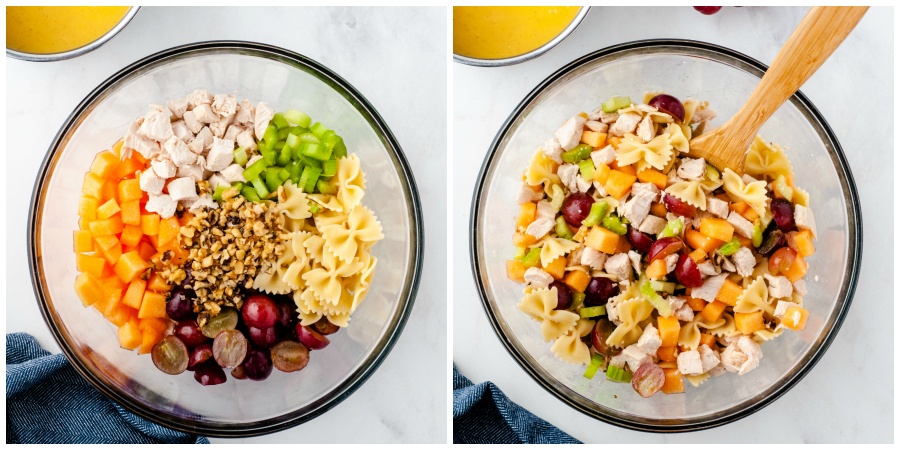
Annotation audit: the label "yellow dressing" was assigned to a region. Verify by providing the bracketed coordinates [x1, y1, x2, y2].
[453, 6, 581, 59]
[7, 6, 130, 54]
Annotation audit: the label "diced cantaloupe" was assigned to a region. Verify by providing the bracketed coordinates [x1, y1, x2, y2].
[114, 251, 150, 283]
[107, 305, 137, 327]
[139, 317, 170, 333]
[78, 196, 100, 220]
[89, 216, 124, 236]
[700, 300, 728, 323]
[645, 259, 668, 280]
[543, 256, 567, 280]
[593, 164, 611, 184]
[513, 231, 538, 248]
[782, 255, 808, 282]
[716, 278, 743, 307]
[658, 315, 680, 347]
[614, 236, 632, 254]
[76, 253, 107, 278]
[729, 201, 748, 215]
[563, 270, 590, 293]
[649, 202, 667, 218]
[92, 234, 118, 251]
[117, 178, 143, 203]
[606, 136, 621, 149]
[688, 248, 707, 263]
[613, 163, 637, 176]
[657, 345, 678, 362]
[73, 230, 94, 253]
[698, 333, 717, 349]
[699, 218, 734, 242]
[120, 224, 143, 248]
[636, 169, 667, 190]
[581, 130, 607, 148]
[90, 150, 120, 178]
[96, 198, 121, 220]
[584, 226, 619, 255]
[138, 326, 163, 355]
[138, 291, 168, 319]
[156, 242, 189, 266]
[79, 217, 91, 231]
[82, 173, 105, 198]
[117, 320, 143, 350]
[661, 368, 685, 394]
[100, 179, 118, 203]
[735, 234, 753, 248]
[735, 311, 765, 334]
[140, 214, 160, 235]
[782, 306, 809, 330]
[686, 297, 707, 312]
[113, 156, 144, 181]
[178, 212, 194, 227]
[146, 272, 171, 293]
[97, 241, 122, 266]
[120, 200, 141, 226]
[603, 169, 637, 199]
[506, 260, 526, 283]
[74, 272, 104, 307]
[122, 278, 147, 309]
[685, 229, 724, 253]
[516, 202, 537, 230]
[157, 216, 181, 247]
[137, 241, 156, 261]
[790, 230, 816, 257]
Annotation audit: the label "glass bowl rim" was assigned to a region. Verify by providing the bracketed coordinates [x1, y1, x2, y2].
[27, 40, 424, 437]
[468, 38, 862, 433]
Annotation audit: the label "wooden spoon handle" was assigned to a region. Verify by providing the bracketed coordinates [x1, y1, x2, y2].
[727, 6, 869, 136]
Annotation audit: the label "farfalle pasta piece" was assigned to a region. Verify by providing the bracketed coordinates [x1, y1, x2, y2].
[618, 104, 674, 124]
[615, 133, 673, 172]
[517, 287, 579, 342]
[295, 288, 325, 326]
[744, 135, 794, 182]
[607, 285, 654, 348]
[524, 150, 560, 187]
[314, 209, 348, 229]
[665, 123, 690, 154]
[538, 236, 580, 268]
[321, 205, 384, 262]
[302, 244, 365, 306]
[551, 319, 595, 365]
[678, 313, 726, 349]
[665, 180, 707, 209]
[722, 168, 769, 218]
[280, 181, 312, 221]
[254, 242, 296, 295]
[684, 372, 710, 388]
[334, 154, 366, 211]
[282, 231, 313, 290]
[303, 234, 328, 267]
[734, 276, 775, 316]
[308, 193, 344, 213]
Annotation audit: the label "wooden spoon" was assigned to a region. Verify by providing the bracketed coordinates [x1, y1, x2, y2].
[688, 6, 868, 174]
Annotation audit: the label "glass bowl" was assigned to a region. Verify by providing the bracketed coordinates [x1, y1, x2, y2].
[27, 41, 423, 437]
[470, 39, 861, 432]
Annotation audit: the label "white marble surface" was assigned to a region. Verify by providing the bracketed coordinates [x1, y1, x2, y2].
[5, 6, 447, 443]
[453, 6, 892, 443]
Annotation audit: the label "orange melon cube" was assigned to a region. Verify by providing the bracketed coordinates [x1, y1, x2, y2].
[74, 272, 104, 307]
[120, 200, 141, 226]
[117, 320, 143, 350]
[178, 212, 194, 227]
[782, 306, 809, 331]
[97, 241, 122, 266]
[657, 315, 680, 347]
[137, 241, 156, 261]
[117, 178, 143, 203]
[716, 278, 744, 307]
[593, 164, 611, 185]
[157, 216, 181, 247]
[782, 255, 808, 282]
[649, 202, 667, 218]
[138, 291, 168, 319]
[686, 297, 707, 312]
[93, 234, 119, 252]
[89, 216, 124, 236]
[562, 270, 590, 293]
[606, 135, 621, 149]
[82, 173, 105, 198]
[699, 218, 734, 242]
[790, 230, 816, 257]
[122, 278, 147, 309]
[729, 201, 748, 215]
[699, 333, 717, 349]
[637, 168, 668, 190]
[516, 202, 537, 230]
[76, 253, 107, 278]
[90, 150, 120, 178]
[73, 229, 94, 253]
[120, 224, 143, 248]
[543, 256, 567, 280]
[114, 157, 145, 181]
[78, 196, 100, 220]
[114, 251, 150, 283]
[700, 300, 728, 323]
[657, 346, 678, 362]
[138, 326, 163, 355]
[147, 272, 171, 293]
[688, 248, 707, 263]
[140, 214, 160, 236]
[96, 198, 121, 220]
[685, 229, 724, 253]
[735, 311, 765, 334]
[513, 231, 538, 248]
[581, 130, 607, 148]
[645, 259, 668, 280]
[603, 169, 637, 199]
[614, 163, 637, 176]
[100, 180, 118, 203]
[506, 260, 526, 283]
[661, 368, 685, 394]
[139, 318, 170, 334]
[614, 236, 632, 254]
[584, 226, 619, 255]
[107, 305, 137, 327]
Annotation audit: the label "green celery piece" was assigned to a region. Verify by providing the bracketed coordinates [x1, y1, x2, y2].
[602, 215, 627, 235]
[233, 147, 248, 167]
[606, 364, 632, 382]
[242, 158, 268, 181]
[323, 133, 341, 152]
[751, 223, 764, 247]
[309, 121, 329, 138]
[285, 133, 301, 150]
[316, 180, 337, 195]
[548, 184, 565, 211]
[583, 353, 604, 379]
[276, 144, 292, 166]
[283, 109, 312, 128]
[272, 113, 290, 129]
[774, 174, 794, 201]
[717, 237, 741, 256]
[706, 164, 720, 182]
[289, 126, 307, 136]
[521, 248, 541, 268]
[555, 216, 573, 240]
[212, 184, 228, 202]
[265, 170, 282, 193]
[263, 124, 278, 144]
[241, 185, 261, 202]
[579, 305, 606, 318]
[288, 161, 303, 184]
[333, 139, 348, 159]
[258, 137, 275, 154]
[513, 246, 527, 261]
[578, 159, 595, 180]
[639, 275, 674, 317]
[277, 127, 291, 141]
[322, 158, 338, 177]
[298, 132, 320, 144]
[251, 177, 269, 199]
[260, 147, 276, 166]
[581, 201, 608, 227]
[299, 155, 322, 169]
[301, 141, 333, 161]
[278, 167, 290, 182]
[649, 280, 675, 294]
[601, 96, 632, 113]
[274, 140, 286, 151]
[300, 165, 322, 193]
[308, 202, 321, 214]
[561, 144, 592, 163]
[658, 218, 683, 238]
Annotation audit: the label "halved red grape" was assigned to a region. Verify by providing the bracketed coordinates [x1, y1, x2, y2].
[187, 343, 213, 370]
[561, 193, 595, 227]
[770, 199, 796, 232]
[694, 6, 722, 15]
[549, 280, 572, 310]
[662, 192, 696, 217]
[674, 253, 702, 287]
[632, 362, 665, 398]
[242, 293, 280, 329]
[312, 318, 340, 336]
[212, 329, 249, 369]
[151, 335, 189, 375]
[768, 247, 797, 275]
[174, 320, 207, 348]
[275, 298, 298, 329]
[166, 289, 194, 322]
[248, 326, 278, 348]
[271, 340, 310, 373]
[591, 319, 615, 356]
[647, 94, 686, 122]
[295, 324, 330, 350]
[243, 348, 273, 381]
[648, 237, 684, 262]
[200, 307, 239, 339]
[626, 226, 654, 253]
[231, 364, 247, 380]
[758, 228, 785, 255]
[583, 277, 617, 307]
[194, 361, 227, 386]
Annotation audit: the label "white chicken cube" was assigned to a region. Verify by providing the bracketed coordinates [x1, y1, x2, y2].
[622, 345, 653, 373]
[515, 183, 542, 205]
[192, 104, 219, 124]
[581, 247, 607, 271]
[674, 303, 694, 322]
[224, 124, 243, 141]
[591, 145, 617, 167]
[635, 114, 655, 142]
[235, 99, 255, 126]
[677, 157, 706, 180]
[727, 211, 755, 240]
[697, 261, 719, 277]
[732, 247, 756, 277]
[207, 173, 230, 192]
[171, 120, 193, 142]
[622, 184, 656, 228]
[535, 200, 555, 221]
[187, 194, 219, 213]
[638, 215, 666, 235]
[692, 274, 727, 302]
[205, 137, 235, 172]
[627, 251, 642, 275]
[186, 89, 212, 108]
[773, 300, 795, 319]
[149, 158, 177, 179]
[212, 94, 238, 117]
[525, 217, 554, 240]
[163, 136, 196, 167]
[604, 253, 632, 282]
[635, 324, 662, 355]
[609, 112, 642, 137]
[145, 193, 178, 219]
[176, 163, 205, 182]
[764, 274, 793, 299]
[182, 110, 203, 134]
[794, 205, 817, 238]
[793, 279, 808, 296]
[698, 344, 721, 372]
[541, 137, 563, 164]
[677, 350, 704, 375]
[584, 120, 608, 133]
[236, 129, 258, 152]
[220, 164, 247, 183]
[139, 168, 166, 195]
[138, 109, 174, 142]
[524, 267, 554, 290]
[664, 253, 679, 274]
[554, 115, 587, 151]
[166, 177, 198, 202]
[254, 102, 275, 140]
[557, 163, 591, 193]
[166, 97, 188, 119]
[707, 197, 730, 219]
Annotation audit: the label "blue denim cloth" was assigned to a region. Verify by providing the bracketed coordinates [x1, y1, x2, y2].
[6, 332, 208, 444]
[453, 364, 580, 444]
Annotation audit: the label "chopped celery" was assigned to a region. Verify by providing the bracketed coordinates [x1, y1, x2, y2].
[322, 158, 338, 177]
[299, 165, 322, 193]
[288, 161, 303, 184]
[555, 216, 573, 240]
[308, 202, 321, 214]
[579, 305, 606, 318]
[298, 132, 320, 144]
[561, 144, 592, 163]
[649, 280, 675, 294]
[299, 155, 322, 169]
[774, 174, 794, 201]
[265, 170, 282, 193]
[277, 144, 292, 166]
[751, 223, 764, 247]
[581, 201, 608, 227]
[272, 113, 290, 129]
[258, 137, 275, 154]
[548, 184, 565, 211]
[323, 133, 341, 152]
[263, 124, 278, 144]
[285, 132, 301, 150]
[602, 215, 627, 235]
[521, 248, 541, 268]
[639, 275, 674, 317]
[300, 142, 333, 161]
[333, 139, 348, 159]
[717, 237, 741, 256]
[289, 126, 307, 136]
[601, 96, 632, 113]
[309, 122, 329, 138]
[658, 218, 683, 238]
[251, 177, 269, 199]
[241, 185, 261, 202]
[212, 184, 229, 202]
[583, 353, 604, 380]
[274, 140, 286, 151]
[242, 158, 268, 181]
[260, 147, 276, 166]
[578, 159, 595, 180]
[277, 127, 291, 140]
[278, 168, 290, 182]
[233, 147, 248, 166]
[606, 364, 632, 382]
[706, 164, 720, 182]
[316, 180, 337, 195]
[571, 292, 585, 311]
[284, 109, 312, 128]
[513, 246, 527, 261]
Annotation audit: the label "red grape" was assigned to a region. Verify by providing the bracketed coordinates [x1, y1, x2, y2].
[591, 319, 615, 356]
[663, 192, 696, 217]
[174, 320, 208, 348]
[674, 253, 702, 287]
[768, 247, 797, 275]
[187, 343, 213, 370]
[243, 348, 273, 381]
[166, 289, 194, 322]
[242, 294, 280, 329]
[583, 277, 617, 306]
[296, 324, 330, 350]
[647, 94, 686, 122]
[231, 365, 247, 380]
[248, 326, 278, 348]
[648, 237, 684, 263]
[271, 341, 310, 373]
[770, 199, 796, 232]
[549, 280, 572, 310]
[694, 6, 722, 15]
[561, 193, 595, 227]
[632, 362, 666, 398]
[193, 361, 226, 386]
[151, 335, 189, 375]
[199, 307, 239, 339]
[313, 318, 340, 336]
[626, 226, 654, 254]
[758, 228, 785, 256]
[212, 329, 249, 369]
[275, 299, 298, 329]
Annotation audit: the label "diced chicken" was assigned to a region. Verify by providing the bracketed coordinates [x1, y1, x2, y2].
[794, 205, 817, 238]
[665, 253, 679, 274]
[707, 197, 729, 219]
[148, 104, 173, 120]
[167, 98, 188, 119]
[635, 114, 655, 143]
[773, 300, 795, 319]
[675, 303, 694, 322]
[635, 324, 662, 355]
[186, 89, 213, 108]
[208, 173, 230, 192]
[567, 246, 584, 267]
[138, 109, 174, 142]
[591, 145, 616, 167]
[638, 215, 666, 235]
[605, 253, 632, 282]
[581, 247, 607, 271]
[171, 120, 192, 142]
[691, 210, 712, 230]
[163, 136, 196, 167]
[698, 344, 721, 372]
[558, 163, 591, 193]
[727, 211, 755, 239]
[677, 349, 704, 375]
[516, 183, 542, 205]
[192, 127, 214, 153]
[192, 104, 219, 124]
[721, 336, 762, 375]
[145, 193, 178, 219]
[691, 106, 717, 124]
[182, 110, 203, 134]
[677, 157, 706, 180]
[598, 111, 619, 124]
[149, 158, 176, 179]
[138, 168, 166, 195]
[167, 177, 198, 202]
[627, 251, 642, 275]
[584, 120, 608, 133]
[236, 129, 258, 152]
[220, 164, 246, 183]
[631, 181, 658, 199]
[698, 261, 719, 277]
[254, 102, 275, 140]
[524, 267, 554, 290]
[668, 295, 686, 311]
[224, 124, 243, 141]
[535, 200, 555, 221]
[692, 274, 727, 302]
[622, 345, 653, 372]
[592, 181, 608, 197]
[187, 194, 218, 213]
[246, 154, 264, 169]
[764, 274, 793, 299]
[732, 247, 756, 277]
[708, 365, 726, 377]
[206, 137, 235, 172]
[176, 163, 205, 182]
[793, 279, 808, 296]
[622, 183, 656, 227]
[609, 112, 642, 137]
[720, 256, 736, 273]
[209, 118, 229, 139]
[667, 168, 684, 185]
[608, 352, 628, 369]
[541, 137, 563, 164]
[212, 94, 238, 117]
[525, 217, 554, 239]
[234, 99, 255, 126]
[554, 115, 587, 151]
